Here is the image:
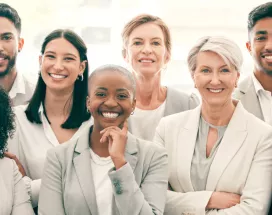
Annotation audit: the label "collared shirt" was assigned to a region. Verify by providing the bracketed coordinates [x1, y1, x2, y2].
[252, 74, 272, 125]
[9, 72, 36, 106]
[7, 104, 92, 207]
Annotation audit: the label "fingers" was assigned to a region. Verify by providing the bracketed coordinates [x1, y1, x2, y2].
[121, 120, 128, 134]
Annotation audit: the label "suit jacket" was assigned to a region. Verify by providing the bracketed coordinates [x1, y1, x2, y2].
[38, 126, 168, 215]
[0, 158, 34, 215]
[233, 75, 264, 120]
[154, 102, 272, 215]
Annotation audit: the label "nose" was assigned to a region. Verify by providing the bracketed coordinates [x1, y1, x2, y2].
[104, 96, 118, 107]
[210, 72, 221, 85]
[53, 59, 64, 71]
[141, 42, 152, 55]
[265, 37, 272, 51]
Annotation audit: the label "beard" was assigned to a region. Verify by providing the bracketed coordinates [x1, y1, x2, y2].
[0, 54, 17, 77]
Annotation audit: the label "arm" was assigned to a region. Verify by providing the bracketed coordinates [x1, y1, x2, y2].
[38, 149, 65, 215]
[11, 160, 34, 215]
[108, 147, 168, 215]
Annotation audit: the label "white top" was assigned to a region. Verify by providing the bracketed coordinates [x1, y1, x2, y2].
[252, 74, 272, 125]
[9, 72, 36, 106]
[7, 104, 92, 207]
[90, 148, 114, 215]
[130, 101, 166, 141]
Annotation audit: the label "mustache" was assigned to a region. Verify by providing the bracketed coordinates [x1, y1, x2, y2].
[0, 52, 9, 59]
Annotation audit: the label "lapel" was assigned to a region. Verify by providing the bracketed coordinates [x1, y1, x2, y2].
[176, 106, 201, 192]
[124, 132, 138, 172]
[73, 128, 98, 215]
[206, 102, 248, 190]
[238, 76, 263, 120]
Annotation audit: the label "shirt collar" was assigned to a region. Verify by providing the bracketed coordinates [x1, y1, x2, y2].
[252, 73, 265, 94]
[9, 72, 26, 99]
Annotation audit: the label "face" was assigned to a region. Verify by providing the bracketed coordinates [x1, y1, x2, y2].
[193, 51, 239, 107]
[39, 38, 86, 92]
[87, 71, 136, 130]
[0, 17, 24, 77]
[124, 23, 170, 77]
[247, 17, 272, 76]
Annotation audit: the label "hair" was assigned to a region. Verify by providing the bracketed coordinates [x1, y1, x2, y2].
[89, 64, 136, 98]
[25, 29, 90, 129]
[248, 2, 272, 33]
[0, 87, 15, 158]
[187, 36, 243, 76]
[0, 3, 21, 35]
[121, 14, 171, 58]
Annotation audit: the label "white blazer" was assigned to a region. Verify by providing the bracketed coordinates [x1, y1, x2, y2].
[0, 158, 34, 215]
[154, 102, 272, 215]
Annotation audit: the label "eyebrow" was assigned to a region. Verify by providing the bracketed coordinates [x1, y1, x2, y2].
[0, 32, 14, 37]
[255, 30, 267, 35]
[44, 51, 77, 58]
[96, 87, 129, 92]
[132, 37, 163, 40]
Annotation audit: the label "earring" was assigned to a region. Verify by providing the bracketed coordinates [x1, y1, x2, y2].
[77, 74, 83, 81]
[131, 111, 134, 115]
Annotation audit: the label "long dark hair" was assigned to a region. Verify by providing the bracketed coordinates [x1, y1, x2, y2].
[25, 29, 90, 129]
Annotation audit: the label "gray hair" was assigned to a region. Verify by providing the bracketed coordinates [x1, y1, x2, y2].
[187, 36, 243, 76]
[88, 64, 136, 97]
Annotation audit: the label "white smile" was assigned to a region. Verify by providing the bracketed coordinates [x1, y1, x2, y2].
[49, 73, 67, 79]
[102, 112, 119, 118]
[139, 59, 154, 63]
[264, 56, 272, 60]
[208, 88, 223, 93]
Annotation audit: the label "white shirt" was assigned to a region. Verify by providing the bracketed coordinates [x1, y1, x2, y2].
[90, 148, 114, 215]
[7, 104, 92, 207]
[9, 72, 36, 106]
[130, 101, 166, 141]
[252, 74, 272, 125]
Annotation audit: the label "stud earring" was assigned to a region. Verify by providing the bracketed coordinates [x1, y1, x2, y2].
[131, 111, 134, 115]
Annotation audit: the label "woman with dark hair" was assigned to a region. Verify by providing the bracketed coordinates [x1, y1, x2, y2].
[0, 87, 34, 215]
[7, 29, 91, 207]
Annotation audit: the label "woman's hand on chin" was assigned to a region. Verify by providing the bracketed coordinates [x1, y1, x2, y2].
[100, 121, 128, 170]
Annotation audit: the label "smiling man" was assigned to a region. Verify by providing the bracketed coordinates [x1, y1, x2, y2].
[234, 2, 272, 125]
[0, 3, 35, 106]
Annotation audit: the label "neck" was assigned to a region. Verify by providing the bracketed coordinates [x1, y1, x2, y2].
[133, 72, 166, 109]
[254, 70, 272, 92]
[0, 68, 17, 92]
[90, 125, 110, 157]
[201, 99, 237, 126]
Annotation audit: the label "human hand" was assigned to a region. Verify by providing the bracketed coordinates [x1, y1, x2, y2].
[206, 191, 241, 209]
[4, 151, 27, 177]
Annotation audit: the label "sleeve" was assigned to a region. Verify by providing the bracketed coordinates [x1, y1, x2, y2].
[205, 131, 272, 215]
[11, 160, 34, 215]
[38, 149, 65, 215]
[108, 147, 168, 215]
[189, 92, 200, 109]
[22, 177, 41, 208]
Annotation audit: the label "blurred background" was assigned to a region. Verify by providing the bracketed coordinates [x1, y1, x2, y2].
[3, 0, 269, 92]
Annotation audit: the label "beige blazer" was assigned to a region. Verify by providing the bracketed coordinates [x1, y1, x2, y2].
[0, 158, 34, 215]
[154, 102, 272, 215]
[38, 126, 168, 215]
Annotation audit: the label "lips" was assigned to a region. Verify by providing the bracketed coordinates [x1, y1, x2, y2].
[49, 73, 68, 79]
[138, 58, 155, 63]
[207, 88, 224, 93]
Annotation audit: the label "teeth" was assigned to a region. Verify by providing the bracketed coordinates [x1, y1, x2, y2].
[209, 89, 223, 93]
[265, 56, 272, 59]
[50, 74, 67, 79]
[102, 112, 119, 118]
[140, 60, 153, 63]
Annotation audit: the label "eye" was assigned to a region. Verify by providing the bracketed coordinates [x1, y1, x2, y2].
[95, 92, 106, 97]
[133, 41, 142, 46]
[117, 94, 129, 100]
[152, 41, 160, 46]
[45, 55, 55, 59]
[221, 68, 230, 73]
[2, 35, 12, 40]
[64, 57, 75, 61]
[256, 36, 266, 41]
[201, 69, 210, 73]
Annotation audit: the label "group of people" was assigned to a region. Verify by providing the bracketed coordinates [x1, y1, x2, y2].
[0, 2, 271, 215]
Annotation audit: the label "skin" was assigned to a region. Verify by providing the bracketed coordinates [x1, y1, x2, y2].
[0, 17, 24, 92]
[193, 51, 241, 209]
[123, 22, 170, 110]
[247, 17, 272, 92]
[87, 70, 136, 170]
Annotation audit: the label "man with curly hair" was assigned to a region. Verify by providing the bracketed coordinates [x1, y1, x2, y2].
[0, 87, 34, 214]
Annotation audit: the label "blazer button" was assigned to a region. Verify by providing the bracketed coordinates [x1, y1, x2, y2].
[112, 179, 123, 195]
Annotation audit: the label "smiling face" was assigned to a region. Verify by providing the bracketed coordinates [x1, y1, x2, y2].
[247, 17, 272, 76]
[87, 70, 136, 130]
[124, 23, 170, 78]
[39, 37, 85, 92]
[193, 51, 239, 107]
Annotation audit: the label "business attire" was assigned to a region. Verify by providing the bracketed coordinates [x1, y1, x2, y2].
[38, 126, 168, 215]
[154, 102, 272, 215]
[0, 157, 34, 215]
[7, 104, 91, 207]
[129, 87, 199, 140]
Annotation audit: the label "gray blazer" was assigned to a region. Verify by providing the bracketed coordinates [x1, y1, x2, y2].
[233, 76, 264, 120]
[38, 127, 168, 215]
[0, 158, 34, 215]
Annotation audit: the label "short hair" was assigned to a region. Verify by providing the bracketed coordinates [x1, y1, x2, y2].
[121, 14, 171, 58]
[187, 36, 243, 76]
[89, 64, 136, 98]
[0, 3, 21, 35]
[248, 2, 272, 33]
[25, 29, 90, 129]
[0, 87, 15, 158]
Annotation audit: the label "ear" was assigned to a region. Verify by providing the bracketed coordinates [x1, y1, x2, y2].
[246, 41, 251, 54]
[236, 71, 240, 85]
[79, 60, 87, 74]
[123, 49, 129, 63]
[39, 55, 42, 67]
[164, 51, 171, 64]
[18, 38, 24, 52]
[131, 97, 136, 113]
[86, 96, 91, 110]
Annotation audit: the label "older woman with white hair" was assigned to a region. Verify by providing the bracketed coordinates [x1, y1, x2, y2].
[154, 36, 272, 215]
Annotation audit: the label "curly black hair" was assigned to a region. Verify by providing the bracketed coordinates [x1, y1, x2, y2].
[0, 87, 15, 158]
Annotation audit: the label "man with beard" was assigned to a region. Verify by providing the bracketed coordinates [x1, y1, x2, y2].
[0, 3, 35, 106]
[234, 2, 272, 126]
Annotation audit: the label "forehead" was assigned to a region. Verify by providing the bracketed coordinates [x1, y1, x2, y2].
[129, 22, 165, 40]
[252, 17, 272, 34]
[44, 38, 80, 56]
[0, 17, 18, 36]
[196, 51, 227, 67]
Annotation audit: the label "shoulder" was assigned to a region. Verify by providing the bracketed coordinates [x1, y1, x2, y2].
[0, 158, 17, 180]
[166, 87, 191, 99]
[161, 107, 197, 125]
